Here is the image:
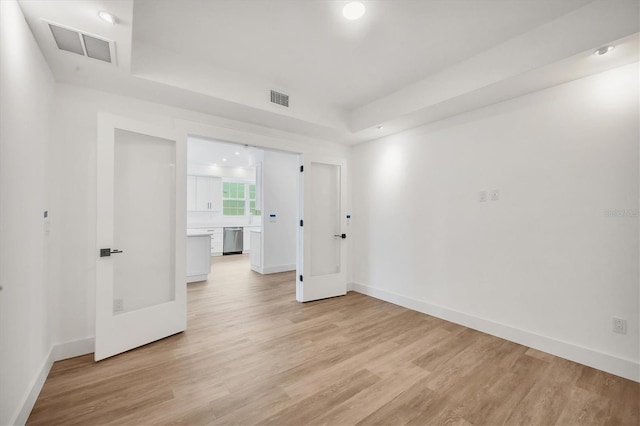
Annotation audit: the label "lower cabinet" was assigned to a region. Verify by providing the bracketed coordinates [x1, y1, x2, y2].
[208, 228, 224, 256]
[250, 230, 262, 273]
[187, 235, 211, 283]
[243, 226, 260, 253]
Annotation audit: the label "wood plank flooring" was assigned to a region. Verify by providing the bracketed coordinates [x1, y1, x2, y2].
[28, 254, 639, 425]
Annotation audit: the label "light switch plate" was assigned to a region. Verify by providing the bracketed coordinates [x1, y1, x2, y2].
[478, 190, 488, 202]
[490, 189, 500, 201]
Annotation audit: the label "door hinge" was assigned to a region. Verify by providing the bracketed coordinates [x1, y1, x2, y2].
[300, 165, 304, 172]
[299, 275, 303, 282]
[300, 220, 303, 226]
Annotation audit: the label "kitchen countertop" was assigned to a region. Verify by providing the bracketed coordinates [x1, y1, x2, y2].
[187, 229, 214, 237]
[188, 225, 261, 229]
[187, 225, 261, 237]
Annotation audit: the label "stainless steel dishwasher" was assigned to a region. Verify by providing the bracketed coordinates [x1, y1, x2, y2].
[223, 227, 243, 255]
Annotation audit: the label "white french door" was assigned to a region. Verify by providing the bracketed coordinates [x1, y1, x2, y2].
[95, 114, 186, 361]
[297, 155, 347, 302]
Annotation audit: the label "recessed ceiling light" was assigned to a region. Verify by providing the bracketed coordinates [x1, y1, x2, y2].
[222, 158, 227, 162]
[594, 46, 614, 56]
[343, 2, 365, 20]
[98, 11, 118, 25]
[235, 151, 240, 155]
[376, 125, 384, 130]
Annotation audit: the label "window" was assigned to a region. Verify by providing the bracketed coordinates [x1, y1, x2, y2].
[222, 182, 246, 216]
[222, 182, 261, 216]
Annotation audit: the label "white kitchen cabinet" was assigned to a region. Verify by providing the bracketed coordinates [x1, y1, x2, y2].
[188, 175, 222, 211]
[243, 226, 260, 253]
[187, 235, 211, 283]
[207, 227, 224, 256]
[250, 230, 262, 273]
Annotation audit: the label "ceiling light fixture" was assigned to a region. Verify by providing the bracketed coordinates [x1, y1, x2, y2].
[222, 158, 227, 162]
[376, 125, 384, 130]
[98, 11, 118, 25]
[343, 2, 365, 20]
[594, 46, 614, 56]
[235, 151, 240, 155]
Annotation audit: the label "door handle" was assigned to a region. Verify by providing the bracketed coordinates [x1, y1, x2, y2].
[333, 234, 347, 239]
[100, 248, 124, 257]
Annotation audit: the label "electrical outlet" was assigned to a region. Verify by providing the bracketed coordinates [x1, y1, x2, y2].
[490, 189, 500, 201]
[114, 299, 124, 313]
[478, 190, 488, 202]
[613, 317, 627, 334]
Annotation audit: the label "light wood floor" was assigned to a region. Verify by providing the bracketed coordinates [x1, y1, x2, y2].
[28, 254, 638, 425]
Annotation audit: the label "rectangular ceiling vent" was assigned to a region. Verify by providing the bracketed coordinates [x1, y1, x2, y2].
[270, 90, 289, 108]
[48, 23, 115, 64]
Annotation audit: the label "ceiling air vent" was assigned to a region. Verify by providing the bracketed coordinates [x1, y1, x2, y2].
[270, 90, 289, 107]
[48, 23, 115, 64]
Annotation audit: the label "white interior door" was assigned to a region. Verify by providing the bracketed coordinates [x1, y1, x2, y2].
[96, 114, 186, 361]
[297, 156, 347, 302]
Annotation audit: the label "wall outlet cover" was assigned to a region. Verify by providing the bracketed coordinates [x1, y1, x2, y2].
[613, 317, 627, 334]
[478, 190, 488, 202]
[490, 189, 500, 201]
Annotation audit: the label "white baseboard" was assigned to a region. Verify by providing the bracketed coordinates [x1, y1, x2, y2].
[186, 274, 208, 283]
[10, 338, 94, 426]
[10, 349, 53, 426]
[52, 337, 94, 362]
[351, 282, 640, 382]
[261, 264, 296, 274]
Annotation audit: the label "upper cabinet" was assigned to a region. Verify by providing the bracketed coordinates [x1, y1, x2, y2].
[187, 175, 222, 211]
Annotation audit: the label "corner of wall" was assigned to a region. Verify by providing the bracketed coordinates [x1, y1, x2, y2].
[10, 338, 94, 426]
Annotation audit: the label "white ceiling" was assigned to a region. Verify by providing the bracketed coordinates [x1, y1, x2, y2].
[17, 0, 640, 145]
[188, 137, 257, 168]
[132, 0, 591, 110]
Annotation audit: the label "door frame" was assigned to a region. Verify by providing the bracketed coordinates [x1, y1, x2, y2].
[95, 113, 187, 361]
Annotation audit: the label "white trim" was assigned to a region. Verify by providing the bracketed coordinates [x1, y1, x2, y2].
[187, 274, 208, 283]
[52, 337, 94, 362]
[10, 350, 52, 426]
[10, 338, 94, 426]
[263, 264, 296, 274]
[253, 263, 297, 275]
[351, 282, 640, 382]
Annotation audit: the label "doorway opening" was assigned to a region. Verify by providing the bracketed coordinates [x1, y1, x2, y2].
[185, 136, 300, 293]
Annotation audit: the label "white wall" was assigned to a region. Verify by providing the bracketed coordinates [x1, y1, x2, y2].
[352, 63, 639, 381]
[0, 1, 56, 424]
[261, 150, 299, 273]
[49, 83, 351, 347]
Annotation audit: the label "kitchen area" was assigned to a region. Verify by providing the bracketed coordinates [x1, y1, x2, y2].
[185, 137, 299, 284]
